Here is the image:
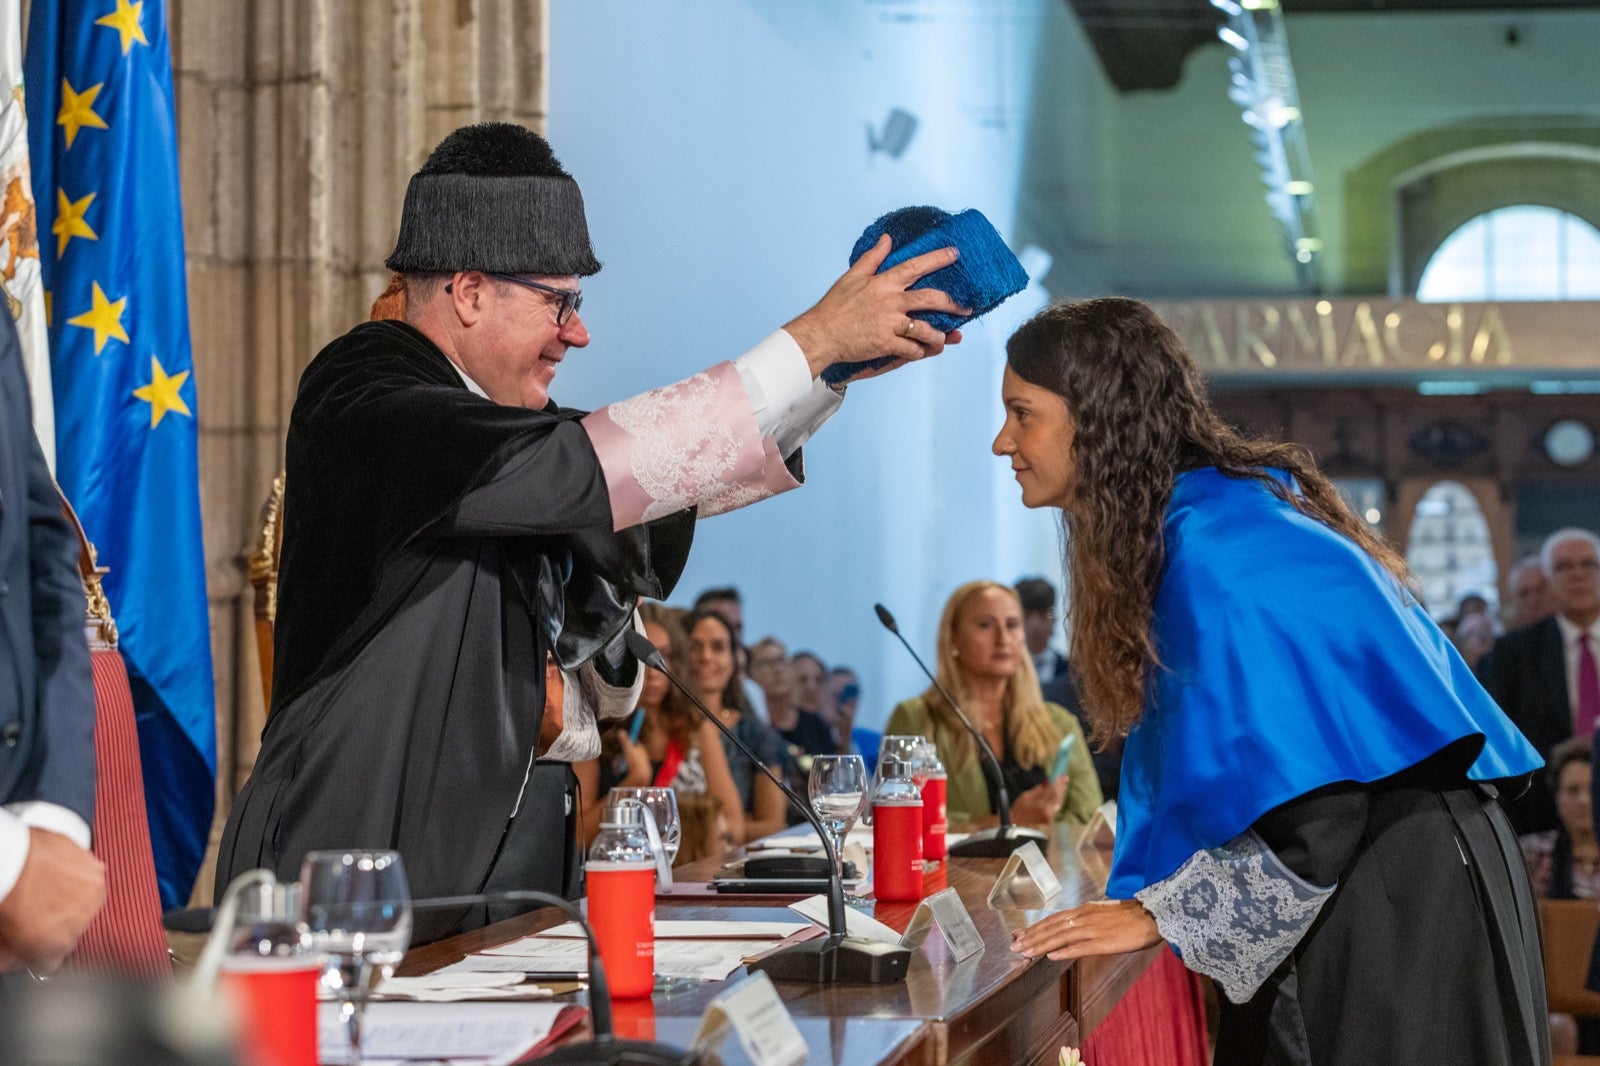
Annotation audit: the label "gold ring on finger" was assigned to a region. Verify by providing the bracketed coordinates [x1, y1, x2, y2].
[899, 317, 917, 339]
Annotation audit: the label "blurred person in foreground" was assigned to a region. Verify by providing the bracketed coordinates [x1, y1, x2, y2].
[0, 310, 104, 977]
[886, 580, 1100, 829]
[1000, 298, 1546, 1065]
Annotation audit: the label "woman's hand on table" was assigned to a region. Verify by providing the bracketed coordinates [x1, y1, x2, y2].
[1010, 775, 1068, 825]
[1010, 899, 1161, 962]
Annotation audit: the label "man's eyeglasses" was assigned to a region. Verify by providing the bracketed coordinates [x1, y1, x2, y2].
[488, 273, 583, 325]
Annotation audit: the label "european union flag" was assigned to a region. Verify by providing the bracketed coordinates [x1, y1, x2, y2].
[26, 0, 215, 908]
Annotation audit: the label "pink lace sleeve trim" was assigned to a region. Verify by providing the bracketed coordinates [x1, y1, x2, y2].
[581, 361, 800, 531]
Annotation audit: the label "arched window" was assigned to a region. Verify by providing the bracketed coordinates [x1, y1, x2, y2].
[1417, 205, 1600, 302]
[1404, 481, 1498, 620]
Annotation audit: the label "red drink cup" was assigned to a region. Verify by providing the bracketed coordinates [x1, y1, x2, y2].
[872, 800, 925, 902]
[219, 955, 319, 1066]
[587, 860, 657, 998]
[920, 773, 948, 860]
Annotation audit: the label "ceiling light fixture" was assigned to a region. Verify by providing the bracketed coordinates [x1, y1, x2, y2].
[1211, 0, 1322, 293]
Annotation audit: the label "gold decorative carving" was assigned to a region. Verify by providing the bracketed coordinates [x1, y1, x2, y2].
[80, 534, 118, 651]
[248, 473, 285, 624]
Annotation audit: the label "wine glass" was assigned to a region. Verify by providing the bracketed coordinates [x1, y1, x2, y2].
[808, 754, 868, 904]
[611, 786, 681, 867]
[300, 849, 412, 1066]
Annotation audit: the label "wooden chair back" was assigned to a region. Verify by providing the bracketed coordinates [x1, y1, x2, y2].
[1541, 897, 1600, 1018]
[247, 473, 285, 710]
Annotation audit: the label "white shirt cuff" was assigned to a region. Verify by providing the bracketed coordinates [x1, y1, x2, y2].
[0, 809, 30, 905]
[733, 330, 814, 439]
[1, 804, 93, 901]
[9, 802, 92, 849]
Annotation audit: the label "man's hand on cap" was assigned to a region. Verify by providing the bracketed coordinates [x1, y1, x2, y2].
[785, 235, 969, 379]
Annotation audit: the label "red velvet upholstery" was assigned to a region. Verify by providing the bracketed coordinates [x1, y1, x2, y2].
[1082, 946, 1209, 1066]
[65, 648, 171, 980]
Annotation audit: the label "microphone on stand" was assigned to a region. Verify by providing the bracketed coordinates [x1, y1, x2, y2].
[622, 629, 910, 985]
[873, 603, 1050, 858]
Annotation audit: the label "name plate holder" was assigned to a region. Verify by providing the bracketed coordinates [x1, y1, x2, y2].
[986, 840, 1062, 908]
[691, 971, 807, 1066]
[899, 887, 983, 961]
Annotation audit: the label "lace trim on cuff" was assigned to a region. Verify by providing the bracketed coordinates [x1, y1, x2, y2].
[1134, 830, 1334, 1004]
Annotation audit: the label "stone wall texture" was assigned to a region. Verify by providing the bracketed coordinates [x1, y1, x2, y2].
[166, 0, 548, 902]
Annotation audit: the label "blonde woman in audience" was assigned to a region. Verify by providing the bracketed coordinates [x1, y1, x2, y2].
[887, 580, 1101, 829]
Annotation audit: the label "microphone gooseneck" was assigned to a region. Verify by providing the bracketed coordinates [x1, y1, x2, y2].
[873, 602, 1051, 858]
[621, 630, 847, 937]
[622, 629, 910, 985]
[872, 603, 1014, 831]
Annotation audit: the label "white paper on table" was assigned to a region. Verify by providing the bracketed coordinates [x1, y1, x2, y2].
[438, 938, 778, 983]
[317, 1000, 575, 1064]
[430, 953, 588, 977]
[787, 894, 903, 945]
[746, 825, 874, 852]
[371, 973, 555, 1002]
[534, 920, 807, 940]
[747, 827, 970, 854]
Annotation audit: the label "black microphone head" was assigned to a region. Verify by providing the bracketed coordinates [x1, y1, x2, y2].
[873, 603, 899, 634]
[622, 627, 665, 669]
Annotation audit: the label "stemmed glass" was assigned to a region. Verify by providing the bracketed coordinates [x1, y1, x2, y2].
[808, 754, 869, 905]
[300, 849, 412, 1066]
[611, 786, 682, 867]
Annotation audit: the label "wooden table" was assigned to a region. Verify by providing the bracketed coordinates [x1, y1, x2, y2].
[400, 825, 1197, 1065]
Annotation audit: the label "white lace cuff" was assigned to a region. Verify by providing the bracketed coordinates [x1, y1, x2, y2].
[1134, 830, 1334, 1004]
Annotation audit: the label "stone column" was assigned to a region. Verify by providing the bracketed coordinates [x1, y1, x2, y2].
[169, 0, 548, 903]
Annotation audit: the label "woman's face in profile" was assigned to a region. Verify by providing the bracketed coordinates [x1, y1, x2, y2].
[993, 366, 1076, 511]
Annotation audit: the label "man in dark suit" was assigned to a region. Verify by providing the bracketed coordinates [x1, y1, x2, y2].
[1015, 576, 1068, 683]
[1478, 527, 1600, 834]
[0, 310, 104, 973]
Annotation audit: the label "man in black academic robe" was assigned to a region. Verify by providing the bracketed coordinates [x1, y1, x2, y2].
[215, 122, 965, 940]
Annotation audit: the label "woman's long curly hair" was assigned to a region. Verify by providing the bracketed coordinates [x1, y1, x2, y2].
[1005, 298, 1411, 741]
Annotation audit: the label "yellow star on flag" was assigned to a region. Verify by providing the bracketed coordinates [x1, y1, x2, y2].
[132, 355, 191, 428]
[66, 281, 130, 354]
[94, 0, 149, 55]
[56, 80, 109, 149]
[52, 189, 98, 257]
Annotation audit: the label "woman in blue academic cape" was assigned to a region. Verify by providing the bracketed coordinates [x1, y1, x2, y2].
[1002, 298, 1549, 1066]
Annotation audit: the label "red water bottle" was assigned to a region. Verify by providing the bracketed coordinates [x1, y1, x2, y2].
[872, 753, 924, 902]
[586, 798, 657, 999]
[918, 742, 948, 861]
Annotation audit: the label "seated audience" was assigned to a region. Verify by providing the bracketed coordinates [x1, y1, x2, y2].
[791, 651, 826, 719]
[694, 586, 769, 721]
[1519, 735, 1600, 900]
[675, 792, 733, 865]
[682, 609, 788, 842]
[572, 652, 650, 847]
[887, 580, 1101, 828]
[823, 666, 881, 770]
[1506, 554, 1556, 630]
[635, 605, 746, 857]
[751, 638, 834, 758]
